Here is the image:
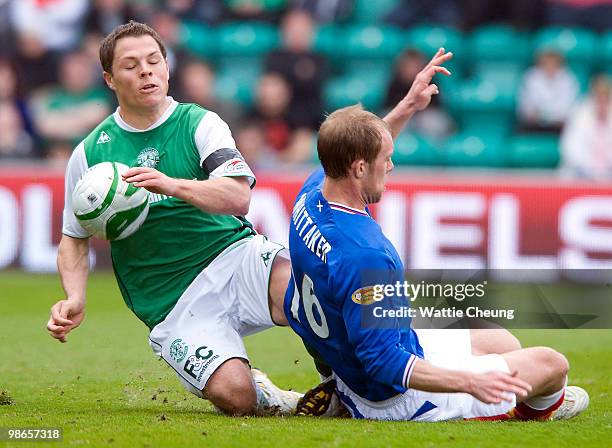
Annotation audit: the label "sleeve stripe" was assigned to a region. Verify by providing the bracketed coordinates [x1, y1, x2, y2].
[403, 355, 418, 389]
[201, 147, 243, 173]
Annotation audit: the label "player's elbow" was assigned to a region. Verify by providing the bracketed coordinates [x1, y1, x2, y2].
[357, 350, 388, 382]
[362, 358, 387, 382]
[234, 196, 250, 216]
[358, 345, 405, 387]
[230, 179, 251, 215]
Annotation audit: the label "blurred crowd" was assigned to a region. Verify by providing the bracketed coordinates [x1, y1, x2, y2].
[0, 0, 611, 179]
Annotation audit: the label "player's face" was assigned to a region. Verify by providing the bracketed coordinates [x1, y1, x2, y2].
[104, 35, 169, 110]
[363, 128, 394, 204]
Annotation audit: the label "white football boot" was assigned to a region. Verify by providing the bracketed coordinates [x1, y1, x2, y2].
[251, 368, 303, 416]
[551, 386, 590, 420]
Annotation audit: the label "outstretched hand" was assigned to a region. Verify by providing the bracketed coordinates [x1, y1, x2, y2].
[404, 47, 453, 112]
[46, 299, 85, 343]
[383, 47, 453, 138]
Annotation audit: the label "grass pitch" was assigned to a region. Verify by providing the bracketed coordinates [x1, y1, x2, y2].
[0, 271, 610, 447]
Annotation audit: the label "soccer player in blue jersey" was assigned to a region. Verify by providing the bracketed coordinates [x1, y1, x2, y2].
[285, 48, 589, 421]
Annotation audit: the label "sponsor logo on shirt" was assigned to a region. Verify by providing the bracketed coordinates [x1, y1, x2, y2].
[351, 286, 377, 305]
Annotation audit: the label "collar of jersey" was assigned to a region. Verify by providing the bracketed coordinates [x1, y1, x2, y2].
[327, 200, 369, 216]
[113, 97, 178, 133]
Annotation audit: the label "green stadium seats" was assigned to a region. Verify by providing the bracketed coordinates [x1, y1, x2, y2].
[405, 25, 464, 74]
[225, 0, 286, 13]
[345, 25, 403, 60]
[508, 134, 560, 168]
[393, 132, 440, 166]
[179, 21, 217, 59]
[352, 0, 400, 23]
[601, 31, 612, 74]
[324, 73, 386, 111]
[214, 76, 257, 106]
[214, 66, 260, 106]
[216, 56, 263, 77]
[444, 75, 517, 134]
[443, 131, 506, 167]
[532, 27, 596, 70]
[474, 64, 523, 87]
[571, 66, 593, 93]
[313, 25, 342, 58]
[345, 66, 391, 88]
[469, 25, 531, 73]
[217, 22, 279, 56]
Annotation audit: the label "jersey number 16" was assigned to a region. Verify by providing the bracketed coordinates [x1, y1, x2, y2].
[290, 274, 330, 339]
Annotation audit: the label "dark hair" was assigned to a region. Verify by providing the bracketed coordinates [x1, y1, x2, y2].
[99, 21, 167, 73]
[317, 104, 390, 179]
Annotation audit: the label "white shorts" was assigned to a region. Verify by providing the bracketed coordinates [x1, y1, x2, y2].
[334, 329, 516, 421]
[148, 235, 286, 397]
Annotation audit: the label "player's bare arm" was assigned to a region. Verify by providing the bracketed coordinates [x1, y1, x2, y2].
[383, 47, 453, 139]
[46, 235, 89, 343]
[409, 359, 532, 404]
[122, 167, 251, 215]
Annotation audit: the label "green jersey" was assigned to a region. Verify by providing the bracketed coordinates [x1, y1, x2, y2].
[62, 99, 257, 328]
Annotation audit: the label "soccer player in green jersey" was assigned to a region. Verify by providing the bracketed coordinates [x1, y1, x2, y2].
[46, 21, 299, 416]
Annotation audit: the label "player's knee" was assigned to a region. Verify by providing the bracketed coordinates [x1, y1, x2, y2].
[471, 329, 521, 355]
[205, 361, 257, 416]
[553, 350, 570, 379]
[206, 375, 257, 416]
[537, 347, 569, 384]
[506, 332, 522, 352]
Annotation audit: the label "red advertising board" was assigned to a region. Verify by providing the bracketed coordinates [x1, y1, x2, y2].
[1, 167, 611, 272]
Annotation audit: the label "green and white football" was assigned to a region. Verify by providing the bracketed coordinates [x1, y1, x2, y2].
[72, 162, 149, 241]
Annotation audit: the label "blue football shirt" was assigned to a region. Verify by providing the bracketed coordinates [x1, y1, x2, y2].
[284, 168, 423, 402]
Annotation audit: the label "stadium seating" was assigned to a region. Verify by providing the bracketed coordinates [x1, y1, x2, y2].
[324, 72, 386, 111]
[313, 24, 342, 59]
[213, 22, 279, 105]
[602, 31, 612, 74]
[217, 22, 279, 56]
[393, 132, 440, 166]
[179, 21, 218, 59]
[344, 25, 403, 75]
[175, 17, 608, 169]
[468, 25, 531, 75]
[214, 64, 261, 106]
[345, 24, 403, 60]
[532, 27, 598, 92]
[405, 25, 465, 75]
[443, 131, 506, 167]
[532, 27, 597, 69]
[508, 134, 560, 168]
[352, 0, 399, 24]
[445, 75, 517, 135]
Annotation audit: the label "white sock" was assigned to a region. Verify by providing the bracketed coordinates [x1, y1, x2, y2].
[524, 377, 567, 410]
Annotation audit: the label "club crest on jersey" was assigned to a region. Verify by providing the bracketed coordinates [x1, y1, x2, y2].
[351, 286, 377, 305]
[137, 147, 160, 168]
[97, 131, 111, 144]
